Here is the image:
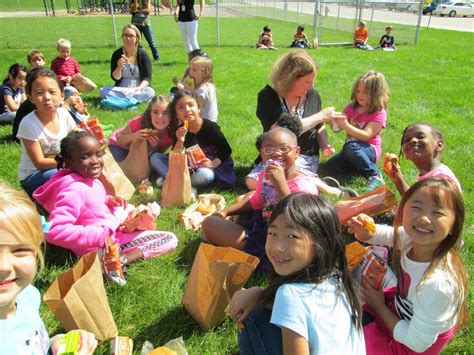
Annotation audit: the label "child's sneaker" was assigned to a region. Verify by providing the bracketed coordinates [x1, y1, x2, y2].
[366, 174, 384, 191]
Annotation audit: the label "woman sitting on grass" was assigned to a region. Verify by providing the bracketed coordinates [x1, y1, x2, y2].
[100, 24, 155, 103]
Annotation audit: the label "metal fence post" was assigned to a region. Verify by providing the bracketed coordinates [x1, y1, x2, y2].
[217, 0, 220, 46]
[414, 0, 423, 44]
[312, 0, 319, 45]
[109, 0, 118, 48]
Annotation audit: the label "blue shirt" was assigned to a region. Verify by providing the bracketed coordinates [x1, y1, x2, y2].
[271, 279, 366, 354]
[0, 285, 50, 354]
[0, 83, 24, 115]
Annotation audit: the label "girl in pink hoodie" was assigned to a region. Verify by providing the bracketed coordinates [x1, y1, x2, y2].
[33, 131, 178, 262]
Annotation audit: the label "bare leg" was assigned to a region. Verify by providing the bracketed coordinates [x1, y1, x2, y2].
[202, 215, 248, 250]
[123, 249, 144, 264]
[314, 178, 343, 198]
[245, 177, 258, 191]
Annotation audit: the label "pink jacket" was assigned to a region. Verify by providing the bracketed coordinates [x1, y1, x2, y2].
[33, 169, 123, 256]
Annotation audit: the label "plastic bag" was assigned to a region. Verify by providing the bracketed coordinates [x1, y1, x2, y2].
[101, 96, 139, 110]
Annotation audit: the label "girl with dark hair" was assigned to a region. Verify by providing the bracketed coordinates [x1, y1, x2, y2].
[16, 68, 76, 196]
[150, 90, 235, 188]
[33, 131, 178, 261]
[228, 193, 365, 354]
[385, 122, 461, 195]
[0, 63, 27, 123]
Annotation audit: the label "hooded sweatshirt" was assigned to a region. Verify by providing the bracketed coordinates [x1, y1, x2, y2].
[33, 169, 122, 256]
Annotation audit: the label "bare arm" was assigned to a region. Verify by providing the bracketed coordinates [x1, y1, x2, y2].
[282, 328, 310, 355]
[4, 95, 20, 112]
[22, 138, 58, 170]
[300, 107, 335, 134]
[335, 114, 383, 142]
[115, 125, 146, 146]
[198, 0, 205, 18]
[136, 79, 150, 92]
[386, 162, 410, 195]
[315, 125, 329, 151]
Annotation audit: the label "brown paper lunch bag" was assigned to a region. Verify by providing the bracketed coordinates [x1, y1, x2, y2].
[161, 150, 193, 207]
[43, 253, 118, 341]
[100, 146, 135, 200]
[182, 243, 259, 330]
[118, 138, 150, 185]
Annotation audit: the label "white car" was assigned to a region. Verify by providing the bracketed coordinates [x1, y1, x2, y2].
[433, 2, 474, 17]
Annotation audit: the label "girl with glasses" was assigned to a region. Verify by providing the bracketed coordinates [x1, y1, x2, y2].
[202, 127, 319, 270]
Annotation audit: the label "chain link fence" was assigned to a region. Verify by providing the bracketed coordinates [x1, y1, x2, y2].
[0, 0, 421, 49]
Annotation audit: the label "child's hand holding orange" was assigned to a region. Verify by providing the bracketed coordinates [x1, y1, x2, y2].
[347, 214, 376, 241]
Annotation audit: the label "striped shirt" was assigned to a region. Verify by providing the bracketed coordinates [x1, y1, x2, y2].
[50, 56, 80, 81]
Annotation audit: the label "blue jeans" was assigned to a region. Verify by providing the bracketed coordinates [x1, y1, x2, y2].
[109, 145, 129, 163]
[322, 141, 379, 179]
[238, 307, 283, 355]
[21, 168, 58, 197]
[149, 152, 215, 187]
[137, 24, 159, 61]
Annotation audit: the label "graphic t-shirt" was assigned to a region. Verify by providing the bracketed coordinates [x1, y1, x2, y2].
[0, 285, 50, 354]
[343, 103, 387, 161]
[17, 107, 77, 180]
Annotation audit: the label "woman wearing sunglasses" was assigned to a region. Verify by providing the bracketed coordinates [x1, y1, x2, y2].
[100, 24, 155, 102]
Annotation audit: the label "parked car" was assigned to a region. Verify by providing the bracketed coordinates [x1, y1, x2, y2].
[423, 2, 439, 14]
[433, 1, 474, 16]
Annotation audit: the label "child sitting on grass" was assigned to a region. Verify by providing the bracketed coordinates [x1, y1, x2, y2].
[385, 122, 461, 195]
[189, 55, 218, 122]
[151, 90, 235, 188]
[246, 112, 356, 199]
[50, 38, 96, 96]
[353, 21, 373, 50]
[379, 25, 396, 50]
[12, 52, 47, 138]
[348, 178, 467, 354]
[202, 127, 318, 267]
[322, 70, 390, 191]
[0, 64, 27, 123]
[33, 131, 178, 262]
[256, 25, 277, 50]
[228, 193, 365, 353]
[0, 180, 97, 354]
[17, 69, 78, 197]
[290, 25, 310, 48]
[171, 48, 208, 94]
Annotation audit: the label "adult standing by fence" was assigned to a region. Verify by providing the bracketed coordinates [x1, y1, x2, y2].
[174, 0, 205, 60]
[130, 0, 160, 62]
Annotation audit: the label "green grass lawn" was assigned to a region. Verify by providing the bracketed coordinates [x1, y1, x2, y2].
[0, 23, 472, 353]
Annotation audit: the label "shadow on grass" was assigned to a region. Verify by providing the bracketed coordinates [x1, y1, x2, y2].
[175, 238, 201, 274]
[0, 133, 17, 144]
[133, 305, 201, 348]
[79, 59, 110, 65]
[44, 243, 78, 268]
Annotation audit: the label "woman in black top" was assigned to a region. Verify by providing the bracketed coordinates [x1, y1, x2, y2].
[174, 0, 205, 59]
[100, 24, 155, 102]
